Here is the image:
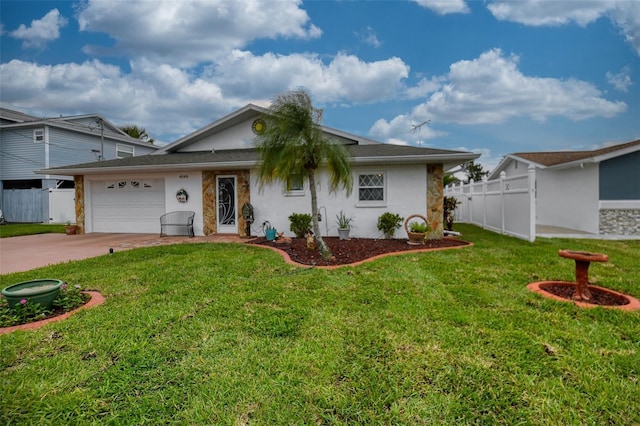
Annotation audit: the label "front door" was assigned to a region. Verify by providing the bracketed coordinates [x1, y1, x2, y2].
[216, 176, 237, 234]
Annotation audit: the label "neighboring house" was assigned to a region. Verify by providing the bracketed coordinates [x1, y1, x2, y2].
[39, 104, 479, 239]
[488, 139, 640, 236]
[0, 108, 157, 223]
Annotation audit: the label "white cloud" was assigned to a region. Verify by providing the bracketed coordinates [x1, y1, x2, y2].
[0, 49, 409, 142]
[609, 2, 640, 55]
[213, 50, 409, 104]
[9, 9, 68, 49]
[369, 113, 447, 145]
[372, 49, 627, 143]
[606, 66, 633, 92]
[356, 26, 381, 48]
[405, 76, 443, 99]
[421, 49, 626, 124]
[412, 0, 470, 15]
[77, 0, 321, 67]
[0, 59, 239, 143]
[487, 0, 640, 55]
[487, 0, 611, 26]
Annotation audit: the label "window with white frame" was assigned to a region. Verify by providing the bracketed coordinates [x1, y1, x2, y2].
[284, 173, 304, 195]
[33, 128, 44, 143]
[116, 144, 134, 158]
[357, 172, 385, 204]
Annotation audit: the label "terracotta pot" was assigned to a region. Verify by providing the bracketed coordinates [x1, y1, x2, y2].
[65, 225, 77, 235]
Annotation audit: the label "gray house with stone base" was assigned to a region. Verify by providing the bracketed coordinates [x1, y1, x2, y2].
[488, 139, 640, 236]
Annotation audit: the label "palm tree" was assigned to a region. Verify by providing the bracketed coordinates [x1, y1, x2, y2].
[254, 90, 352, 259]
[119, 125, 154, 144]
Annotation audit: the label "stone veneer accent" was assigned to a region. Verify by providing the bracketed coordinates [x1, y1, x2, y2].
[202, 170, 251, 236]
[426, 164, 444, 239]
[74, 175, 85, 234]
[599, 209, 640, 235]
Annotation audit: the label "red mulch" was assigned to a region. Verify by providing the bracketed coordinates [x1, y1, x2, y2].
[249, 236, 469, 266]
[541, 284, 629, 306]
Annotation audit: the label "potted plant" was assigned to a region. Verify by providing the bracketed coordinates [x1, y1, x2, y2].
[443, 196, 460, 231]
[288, 213, 312, 238]
[263, 221, 277, 241]
[377, 212, 404, 239]
[65, 221, 77, 235]
[404, 214, 430, 245]
[336, 210, 353, 240]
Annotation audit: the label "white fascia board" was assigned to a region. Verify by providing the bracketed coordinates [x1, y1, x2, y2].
[350, 152, 480, 165]
[35, 161, 258, 176]
[545, 157, 597, 170]
[488, 155, 543, 179]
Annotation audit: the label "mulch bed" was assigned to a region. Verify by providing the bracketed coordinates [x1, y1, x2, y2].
[249, 236, 470, 266]
[540, 283, 629, 306]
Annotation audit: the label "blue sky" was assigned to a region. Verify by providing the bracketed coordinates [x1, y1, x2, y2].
[1, 0, 638, 171]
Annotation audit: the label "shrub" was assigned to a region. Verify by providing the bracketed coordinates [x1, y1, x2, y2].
[336, 210, 354, 229]
[377, 212, 404, 238]
[409, 221, 430, 233]
[288, 213, 312, 238]
[444, 196, 460, 231]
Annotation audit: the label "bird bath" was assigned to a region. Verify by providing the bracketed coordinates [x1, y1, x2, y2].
[557, 250, 608, 302]
[526, 250, 640, 311]
[2, 279, 64, 309]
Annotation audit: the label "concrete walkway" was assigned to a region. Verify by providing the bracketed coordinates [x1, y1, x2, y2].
[0, 233, 249, 274]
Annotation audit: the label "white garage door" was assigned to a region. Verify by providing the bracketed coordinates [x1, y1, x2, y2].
[91, 178, 165, 233]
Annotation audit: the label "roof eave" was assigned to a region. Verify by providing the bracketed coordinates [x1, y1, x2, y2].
[35, 161, 259, 176]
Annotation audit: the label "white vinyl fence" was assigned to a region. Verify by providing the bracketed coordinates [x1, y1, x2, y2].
[445, 166, 536, 242]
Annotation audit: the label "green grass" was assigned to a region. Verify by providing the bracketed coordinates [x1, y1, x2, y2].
[1, 224, 639, 425]
[0, 223, 65, 238]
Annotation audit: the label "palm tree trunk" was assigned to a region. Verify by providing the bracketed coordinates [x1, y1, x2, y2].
[308, 170, 333, 259]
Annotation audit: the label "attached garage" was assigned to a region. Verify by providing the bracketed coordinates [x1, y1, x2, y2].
[90, 178, 165, 233]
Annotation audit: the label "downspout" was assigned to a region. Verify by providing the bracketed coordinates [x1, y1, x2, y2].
[44, 125, 50, 178]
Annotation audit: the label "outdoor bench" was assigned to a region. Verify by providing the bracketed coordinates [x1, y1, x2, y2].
[160, 211, 195, 237]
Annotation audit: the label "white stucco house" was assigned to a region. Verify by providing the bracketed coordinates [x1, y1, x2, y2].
[0, 107, 157, 223]
[488, 139, 640, 236]
[40, 104, 479, 239]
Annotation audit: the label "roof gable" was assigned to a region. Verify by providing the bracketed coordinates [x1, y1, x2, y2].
[155, 104, 382, 155]
[0, 107, 157, 149]
[490, 139, 640, 178]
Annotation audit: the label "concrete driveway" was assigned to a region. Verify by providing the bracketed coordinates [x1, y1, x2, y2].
[0, 233, 247, 274]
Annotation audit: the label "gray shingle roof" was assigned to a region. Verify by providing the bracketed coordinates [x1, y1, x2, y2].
[513, 139, 640, 167]
[43, 144, 476, 174]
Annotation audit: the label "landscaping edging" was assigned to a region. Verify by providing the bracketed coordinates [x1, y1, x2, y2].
[252, 241, 473, 269]
[527, 281, 640, 311]
[0, 291, 105, 334]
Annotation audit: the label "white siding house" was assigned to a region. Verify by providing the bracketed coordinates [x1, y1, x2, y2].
[41, 104, 480, 239]
[1, 108, 157, 223]
[488, 139, 640, 236]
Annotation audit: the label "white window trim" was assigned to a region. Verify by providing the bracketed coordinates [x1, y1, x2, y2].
[355, 170, 387, 208]
[116, 144, 134, 158]
[283, 174, 305, 197]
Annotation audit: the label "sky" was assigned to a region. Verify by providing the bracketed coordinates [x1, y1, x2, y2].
[1, 0, 639, 172]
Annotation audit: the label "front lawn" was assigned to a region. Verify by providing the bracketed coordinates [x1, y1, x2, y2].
[0, 223, 65, 238]
[1, 225, 638, 424]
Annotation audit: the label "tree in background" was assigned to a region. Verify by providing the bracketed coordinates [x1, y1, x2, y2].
[254, 90, 353, 260]
[119, 125, 154, 144]
[462, 161, 488, 183]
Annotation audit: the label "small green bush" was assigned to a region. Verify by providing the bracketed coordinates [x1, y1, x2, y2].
[288, 213, 312, 238]
[409, 221, 430, 233]
[377, 212, 404, 238]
